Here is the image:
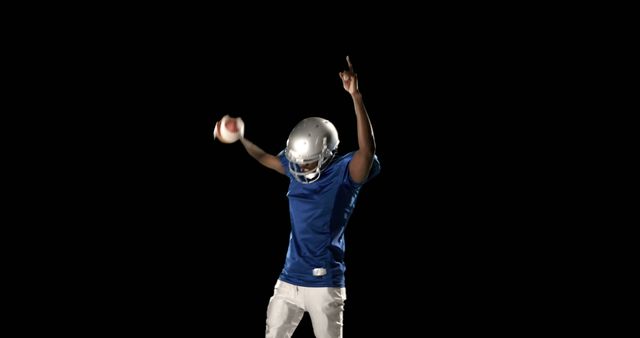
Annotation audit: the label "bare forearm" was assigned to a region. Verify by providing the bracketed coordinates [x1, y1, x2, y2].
[241, 138, 268, 162]
[352, 93, 376, 155]
[240, 138, 285, 174]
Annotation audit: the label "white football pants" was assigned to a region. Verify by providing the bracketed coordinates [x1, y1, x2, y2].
[265, 280, 347, 338]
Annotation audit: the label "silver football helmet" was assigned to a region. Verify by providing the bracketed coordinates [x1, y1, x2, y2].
[285, 117, 339, 184]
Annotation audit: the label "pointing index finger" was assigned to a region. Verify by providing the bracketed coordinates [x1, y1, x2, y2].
[346, 55, 353, 72]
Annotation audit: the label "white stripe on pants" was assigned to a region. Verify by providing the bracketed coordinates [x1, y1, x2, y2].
[265, 280, 347, 338]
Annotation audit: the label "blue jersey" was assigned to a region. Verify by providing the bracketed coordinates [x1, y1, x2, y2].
[277, 151, 380, 287]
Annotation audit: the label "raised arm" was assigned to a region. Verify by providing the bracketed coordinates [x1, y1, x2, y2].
[240, 137, 286, 175]
[340, 56, 376, 184]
